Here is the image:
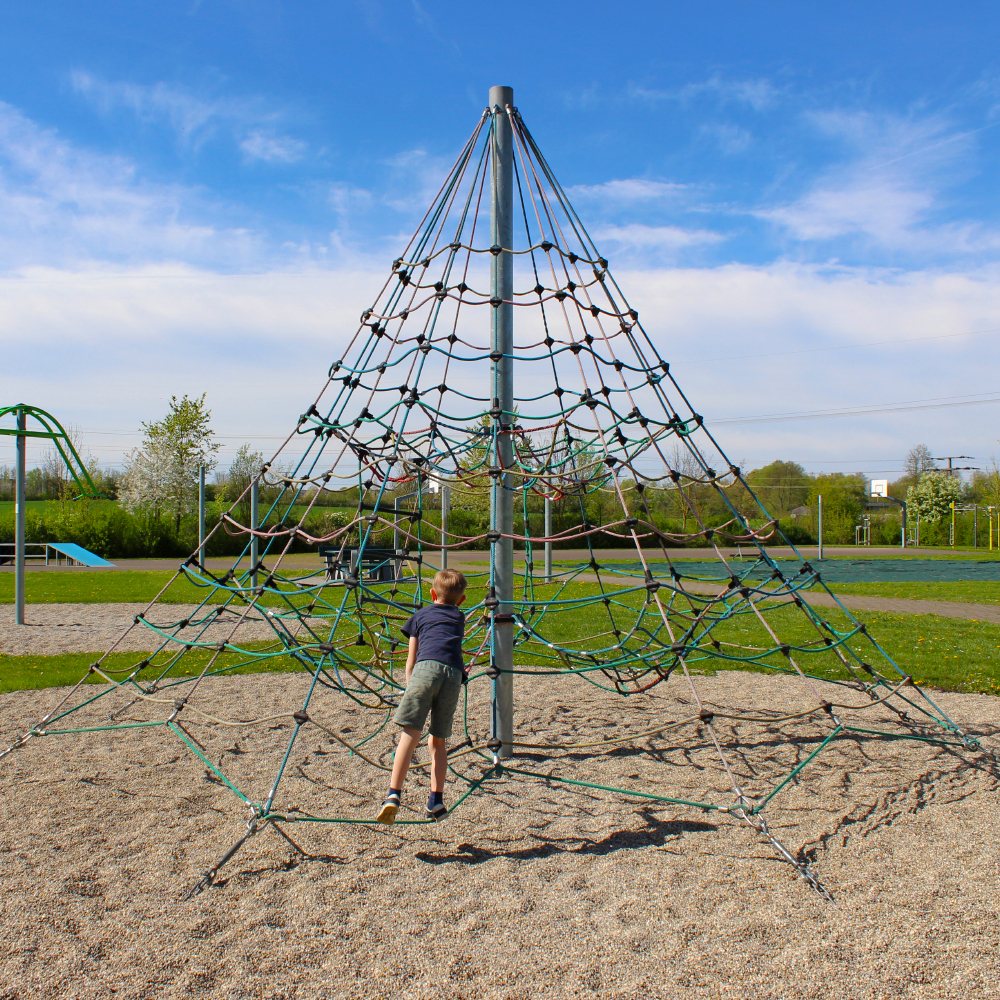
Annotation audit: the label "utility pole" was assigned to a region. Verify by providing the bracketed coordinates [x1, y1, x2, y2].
[934, 456, 979, 476]
[14, 408, 26, 625]
[489, 84, 514, 760]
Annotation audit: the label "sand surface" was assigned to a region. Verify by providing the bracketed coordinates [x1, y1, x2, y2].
[1, 665, 998, 999]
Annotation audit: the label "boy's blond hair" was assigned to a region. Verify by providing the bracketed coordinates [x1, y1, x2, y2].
[432, 568, 467, 604]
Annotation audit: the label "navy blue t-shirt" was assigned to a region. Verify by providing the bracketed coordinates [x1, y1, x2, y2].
[401, 602, 466, 674]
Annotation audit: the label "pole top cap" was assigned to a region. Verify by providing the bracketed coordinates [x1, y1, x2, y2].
[489, 85, 513, 108]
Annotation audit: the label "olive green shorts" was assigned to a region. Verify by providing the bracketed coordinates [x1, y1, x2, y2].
[393, 659, 464, 739]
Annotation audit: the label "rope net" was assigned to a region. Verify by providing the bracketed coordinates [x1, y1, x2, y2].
[2, 100, 990, 896]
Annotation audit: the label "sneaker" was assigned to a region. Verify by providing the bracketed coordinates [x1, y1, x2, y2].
[426, 799, 448, 821]
[376, 791, 400, 824]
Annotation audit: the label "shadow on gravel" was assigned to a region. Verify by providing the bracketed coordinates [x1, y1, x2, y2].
[415, 812, 717, 866]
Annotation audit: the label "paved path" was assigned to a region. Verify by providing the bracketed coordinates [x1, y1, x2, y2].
[672, 580, 1000, 624]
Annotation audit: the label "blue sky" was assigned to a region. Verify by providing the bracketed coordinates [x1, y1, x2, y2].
[3, 1, 1000, 479]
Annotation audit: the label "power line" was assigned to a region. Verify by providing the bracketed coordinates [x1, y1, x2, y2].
[713, 390, 1000, 425]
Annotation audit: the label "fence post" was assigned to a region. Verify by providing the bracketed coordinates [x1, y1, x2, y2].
[817, 495, 823, 561]
[250, 479, 259, 590]
[15, 408, 26, 625]
[198, 464, 206, 570]
[440, 484, 450, 571]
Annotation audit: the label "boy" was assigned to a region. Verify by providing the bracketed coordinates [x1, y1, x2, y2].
[376, 568, 468, 824]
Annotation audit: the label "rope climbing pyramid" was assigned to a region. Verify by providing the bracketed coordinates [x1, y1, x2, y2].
[2, 86, 990, 898]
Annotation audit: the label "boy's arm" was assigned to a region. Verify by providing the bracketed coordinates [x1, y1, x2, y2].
[405, 636, 418, 683]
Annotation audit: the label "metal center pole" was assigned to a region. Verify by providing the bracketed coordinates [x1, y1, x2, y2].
[489, 84, 514, 759]
[15, 408, 26, 625]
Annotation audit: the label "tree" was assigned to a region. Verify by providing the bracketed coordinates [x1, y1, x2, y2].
[807, 473, 866, 543]
[227, 443, 265, 525]
[120, 394, 220, 529]
[906, 471, 964, 523]
[746, 460, 811, 515]
[904, 444, 937, 480]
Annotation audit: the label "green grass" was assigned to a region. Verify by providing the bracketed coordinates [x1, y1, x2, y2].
[3, 573, 999, 697]
[812, 581, 1000, 604]
[0, 643, 308, 695]
[0, 570, 213, 605]
[0, 500, 62, 514]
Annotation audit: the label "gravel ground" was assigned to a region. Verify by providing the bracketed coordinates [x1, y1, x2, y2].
[1, 666, 998, 999]
[0, 603, 294, 655]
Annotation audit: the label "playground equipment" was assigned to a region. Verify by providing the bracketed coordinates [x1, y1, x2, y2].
[0, 542, 113, 568]
[0, 405, 105, 623]
[1, 88, 992, 901]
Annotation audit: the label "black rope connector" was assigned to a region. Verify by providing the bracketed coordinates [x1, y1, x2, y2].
[489, 296, 502, 308]
[484, 588, 499, 610]
[624, 517, 639, 529]
[216, 642, 226, 653]
[136, 659, 149, 670]
[486, 737, 503, 751]
[486, 666, 501, 679]
[489, 244, 502, 255]
[780, 644, 791, 657]
[318, 643, 334, 654]
[488, 466, 502, 479]
[902, 674, 915, 686]
[173, 699, 186, 712]
[699, 709, 714, 723]
[540, 240, 554, 252]
[604, 455, 617, 467]
[820, 701, 833, 714]
[489, 350, 502, 362]
[671, 642, 686, 655]
[292, 710, 309, 725]
[861, 662, 874, 675]
[344, 575, 358, 590]
[486, 529, 501, 544]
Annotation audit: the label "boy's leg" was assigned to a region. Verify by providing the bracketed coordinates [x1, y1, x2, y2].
[390, 726, 421, 791]
[377, 727, 421, 824]
[428, 735, 448, 793]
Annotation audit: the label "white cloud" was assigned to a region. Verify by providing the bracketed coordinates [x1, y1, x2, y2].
[758, 110, 1000, 256]
[565, 178, 688, 201]
[699, 122, 752, 155]
[240, 131, 306, 163]
[2, 259, 1000, 476]
[0, 100, 267, 270]
[593, 224, 726, 249]
[71, 71, 306, 162]
[629, 75, 780, 111]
